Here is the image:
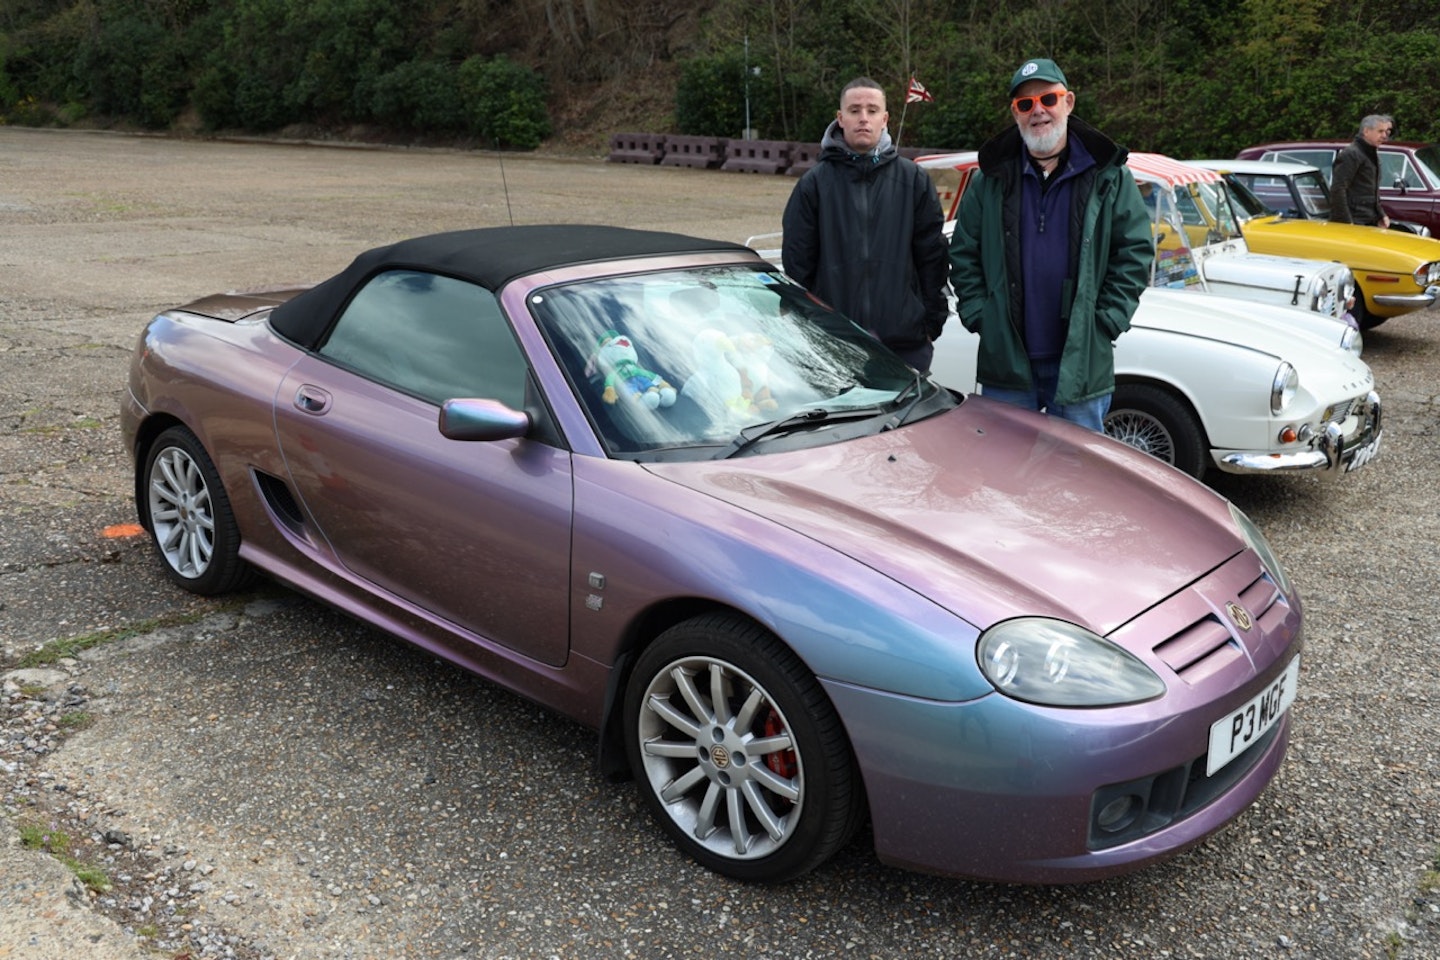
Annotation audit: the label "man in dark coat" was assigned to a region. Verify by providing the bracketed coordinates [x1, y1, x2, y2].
[782, 77, 950, 374]
[1330, 114, 1394, 228]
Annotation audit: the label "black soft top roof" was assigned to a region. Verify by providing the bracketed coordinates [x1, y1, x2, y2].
[269, 224, 754, 348]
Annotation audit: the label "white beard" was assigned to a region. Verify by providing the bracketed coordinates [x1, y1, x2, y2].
[1020, 119, 1067, 157]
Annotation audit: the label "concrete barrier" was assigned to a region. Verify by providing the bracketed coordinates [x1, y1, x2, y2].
[661, 135, 728, 169]
[787, 142, 822, 177]
[722, 139, 794, 174]
[607, 132, 666, 165]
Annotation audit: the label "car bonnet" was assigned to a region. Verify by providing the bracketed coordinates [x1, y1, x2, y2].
[1138, 288, 1371, 368]
[644, 396, 1245, 638]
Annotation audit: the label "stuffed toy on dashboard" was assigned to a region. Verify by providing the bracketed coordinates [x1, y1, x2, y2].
[592, 329, 677, 410]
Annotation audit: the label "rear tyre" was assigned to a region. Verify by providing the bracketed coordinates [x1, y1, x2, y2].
[624, 614, 863, 882]
[1105, 384, 1208, 479]
[142, 425, 254, 595]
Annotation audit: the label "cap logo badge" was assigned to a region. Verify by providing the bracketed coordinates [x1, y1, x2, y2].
[1021, 63, 1038, 77]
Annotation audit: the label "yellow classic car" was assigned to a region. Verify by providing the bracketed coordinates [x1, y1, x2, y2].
[1192, 159, 1440, 329]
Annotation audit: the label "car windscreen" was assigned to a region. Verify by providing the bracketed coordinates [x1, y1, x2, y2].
[1410, 145, 1440, 188]
[1220, 174, 1277, 221]
[528, 264, 952, 459]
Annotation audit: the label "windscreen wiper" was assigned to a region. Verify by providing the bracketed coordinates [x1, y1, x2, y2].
[717, 406, 882, 460]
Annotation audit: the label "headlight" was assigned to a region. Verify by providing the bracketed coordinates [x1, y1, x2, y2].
[1270, 362, 1298, 415]
[977, 618, 1165, 707]
[1339, 325, 1362, 355]
[1414, 261, 1440, 286]
[1229, 502, 1294, 597]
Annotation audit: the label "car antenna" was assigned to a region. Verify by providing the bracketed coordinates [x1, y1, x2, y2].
[494, 138, 515, 226]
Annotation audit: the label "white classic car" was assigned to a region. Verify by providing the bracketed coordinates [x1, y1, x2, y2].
[750, 155, 1382, 481]
[928, 286, 1380, 479]
[922, 151, 1358, 324]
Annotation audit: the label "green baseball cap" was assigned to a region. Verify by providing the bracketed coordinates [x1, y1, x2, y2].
[1009, 58, 1068, 96]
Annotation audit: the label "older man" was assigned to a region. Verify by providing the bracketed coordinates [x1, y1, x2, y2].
[1331, 114, 1394, 228]
[947, 58, 1152, 431]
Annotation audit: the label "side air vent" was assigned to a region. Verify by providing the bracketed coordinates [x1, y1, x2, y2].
[254, 470, 306, 533]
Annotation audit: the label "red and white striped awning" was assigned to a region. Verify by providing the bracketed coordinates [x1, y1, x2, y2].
[1125, 152, 1221, 187]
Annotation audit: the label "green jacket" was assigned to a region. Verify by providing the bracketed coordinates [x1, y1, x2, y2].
[948, 117, 1153, 405]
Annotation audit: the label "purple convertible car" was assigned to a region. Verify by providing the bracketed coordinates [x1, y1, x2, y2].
[122, 225, 1302, 884]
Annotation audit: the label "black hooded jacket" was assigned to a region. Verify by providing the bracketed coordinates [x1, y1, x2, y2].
[781, 122, 949, 352]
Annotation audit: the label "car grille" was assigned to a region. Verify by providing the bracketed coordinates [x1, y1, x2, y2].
[1324, 397, 1355, 424]
[1152, 567, 1286, 685]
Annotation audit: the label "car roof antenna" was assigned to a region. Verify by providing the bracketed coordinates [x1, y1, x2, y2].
[494, 138, 515, 226]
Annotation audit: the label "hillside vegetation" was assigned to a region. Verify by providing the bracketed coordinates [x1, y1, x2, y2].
[2, 0, 1438, 157]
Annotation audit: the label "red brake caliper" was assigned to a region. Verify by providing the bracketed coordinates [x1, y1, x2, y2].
[763, 709, 798, 779]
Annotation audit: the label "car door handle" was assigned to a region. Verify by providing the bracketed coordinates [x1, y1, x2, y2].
[293, 384, 333, 415]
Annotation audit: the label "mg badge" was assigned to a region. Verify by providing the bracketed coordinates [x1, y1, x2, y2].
[1226, 601, 1253, 631]
[710, 745, 732, 768]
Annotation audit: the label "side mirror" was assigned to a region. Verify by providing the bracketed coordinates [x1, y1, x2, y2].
[439, 398, 530, 441]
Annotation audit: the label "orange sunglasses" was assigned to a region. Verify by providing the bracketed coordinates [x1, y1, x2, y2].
[1011, 88, 1068, 113]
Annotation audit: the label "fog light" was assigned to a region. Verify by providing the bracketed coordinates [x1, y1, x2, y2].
[1096, 794, 1143, 833]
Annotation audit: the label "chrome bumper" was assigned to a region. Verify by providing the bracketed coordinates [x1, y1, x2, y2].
[1220, 391, 1383, 477]
[1372, 285, 1440, 309]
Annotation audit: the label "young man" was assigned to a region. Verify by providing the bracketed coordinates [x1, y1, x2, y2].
[948, 58, 1152, 431]
[782, 77, 949, 374]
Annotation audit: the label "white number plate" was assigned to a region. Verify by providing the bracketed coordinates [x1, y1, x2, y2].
[1345, 430, 1382, 472]
[1207, 656, 1300, 776]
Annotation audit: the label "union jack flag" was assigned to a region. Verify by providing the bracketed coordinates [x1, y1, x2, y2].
[906, 76, 934, 103]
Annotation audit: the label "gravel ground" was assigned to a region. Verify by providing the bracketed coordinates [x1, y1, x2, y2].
[2, 126, 1439, 959]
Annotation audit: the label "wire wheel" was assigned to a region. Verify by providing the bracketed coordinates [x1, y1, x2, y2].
[1105, 384, 1207, 479]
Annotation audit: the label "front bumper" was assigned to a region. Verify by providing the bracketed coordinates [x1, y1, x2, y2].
[1219, 390, 1382, 477]
[822, 552, 1302, 884]
[1372, 284, 1440, 311]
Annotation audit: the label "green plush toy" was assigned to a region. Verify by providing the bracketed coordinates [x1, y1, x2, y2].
[593, 329, 676, 409]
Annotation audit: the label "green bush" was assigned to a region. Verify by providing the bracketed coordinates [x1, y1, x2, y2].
[191, 0, 299, 130]
[676, 54, 747, 138]
[369, 60, 464, 132]
[74, 10, 188, 128]
[457, 55, 550, 149]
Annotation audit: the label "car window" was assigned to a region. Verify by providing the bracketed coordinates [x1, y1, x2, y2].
[1138, 182, 1201, 288]
[1412, 145, 1440, 187]
[1270, 149, 1336, 178]
[529, 264, 939, 457]
[1218, 176, 1272, 222]
[1233, 172, 1294, 216]
[319, 269, 527, 408]
[1381, 151, 1422, 190]
[1172, 186, 1207, 228]
[1291, 171, 1332, 216]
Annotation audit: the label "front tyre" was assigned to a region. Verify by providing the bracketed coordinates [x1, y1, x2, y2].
[141, 425, 254, 595]
[1105, 383, 1208, 479]
[624, 614, 863, 882]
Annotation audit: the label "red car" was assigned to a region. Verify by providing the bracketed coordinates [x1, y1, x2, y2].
[1237, 140, 1440, 235]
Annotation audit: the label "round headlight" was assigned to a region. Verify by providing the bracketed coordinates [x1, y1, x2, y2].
[977, 619, 1165, 707]
[1339, 325, 1362, 355]
[1270, 362, 1298, 415]
[1414, 261, 1440, 286]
